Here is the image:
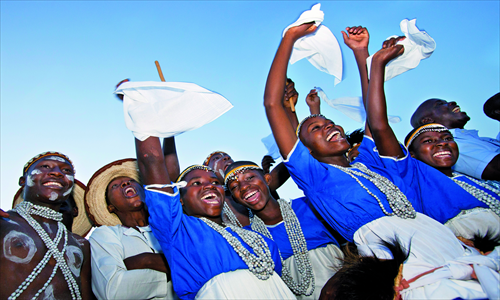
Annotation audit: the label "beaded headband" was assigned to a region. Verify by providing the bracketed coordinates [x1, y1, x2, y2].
[296, 114, 327, 137]
[176, 165, 215, 183]
[224, 164, 263, 186]
[404, 123, 449, 149]
[203, 151, 229, 166]
[23, 151, 74, 175]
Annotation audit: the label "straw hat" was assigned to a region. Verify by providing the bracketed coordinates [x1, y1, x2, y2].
[12, 179, 92, 237]
[84, 159, 141, 227]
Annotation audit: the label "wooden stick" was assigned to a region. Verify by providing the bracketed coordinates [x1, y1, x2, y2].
[155, 60, 166, 82]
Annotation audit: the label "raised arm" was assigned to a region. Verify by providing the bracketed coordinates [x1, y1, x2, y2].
[264, 23, 318, 159]
[366, 37, 405, 158]
[342, 26, 371, 137]
[163, 137, 180, 181]
[284, 78, 300, 130]
[135, 137, 174, 193]
[306, 89, 321, 115]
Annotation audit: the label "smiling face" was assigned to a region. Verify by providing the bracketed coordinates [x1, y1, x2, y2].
[227, 169, 271, 212]
[299, 116, 350, 161]
[180, 169, 224, 220]
[410, 131, 458, 170]
[106, 176, 145, 214]
[207, 152, 234, 181]
[411, 99, 470, 129]
[20, 157, 75, 205]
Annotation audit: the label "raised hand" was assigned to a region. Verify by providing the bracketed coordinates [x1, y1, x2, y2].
[306, 89, 321, 115]
[285, 22, 318, 42]
[341, 26, 369, 51]
[283, 79, 299, 109]
[261, 155, 276, 174]
[372, 36, 405, 66]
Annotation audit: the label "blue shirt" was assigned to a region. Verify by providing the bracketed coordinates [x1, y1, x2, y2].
[244, 197, 339, 260]
[284, 139, 420, 241]
[144, 187, 282, 300]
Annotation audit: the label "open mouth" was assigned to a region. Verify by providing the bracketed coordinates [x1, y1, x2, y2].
[43, 181, 63, 188]
[201, 192, 221, 204]
[433, 151, 452, 158]
[243, 190, 260, 205]
[326, 131, 341, 142]
[452, 107, 461, 113]
[124, 186, 138, 198]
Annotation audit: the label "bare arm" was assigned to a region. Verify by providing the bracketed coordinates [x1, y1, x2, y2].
[135, 137, 173, 194]
[306, 89, 321, 115]
[482, 154, 500, 180]
[366, 37, 405, 158]
[264, 23, 318, 159]
[124, 253, 171, 280]
[80, 239, 96, 300]
[163, 137, 180, 181]
[284, 79, 299, 130]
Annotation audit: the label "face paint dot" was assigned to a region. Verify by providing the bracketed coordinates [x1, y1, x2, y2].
[46, 156, 66, 163]
[3, 231, 37, 264]
[65, 245, 83, 277]
[31, 169, 42, 175]
[49, 192, 58, 201]
[42, 284, 56, 300]
[63, 186, 73, 197]
[27, 175, 35, 187]
[66, 175, 74, 182]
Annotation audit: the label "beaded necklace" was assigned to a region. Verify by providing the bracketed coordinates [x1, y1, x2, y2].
[331, 163, 416, 219]
[10, 201, 81, 300]
[250, 199, 315, 296]
[452, 173, 500, 216]
[200, 217, 275, 280]
[222, 201, 243, 228]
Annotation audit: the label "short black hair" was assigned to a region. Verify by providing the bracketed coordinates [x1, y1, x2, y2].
[346, 129, 364, 146]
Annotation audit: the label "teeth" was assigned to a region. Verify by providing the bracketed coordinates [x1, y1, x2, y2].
[327, 131, 339, 141]
[125, 187, 136, 195]
[244, 191, 257, 200]
[433, 151, 451, 157]
[43, 182, 62, 187]
[202, 193, 216, 200]
[452, 107, 460, 113]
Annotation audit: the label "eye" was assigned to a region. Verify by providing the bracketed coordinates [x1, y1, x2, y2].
[229, 183, 238, 191]
[191, 181, 201, 186]
[444, 136, 454, 141]
[112, 183, 119, 189]
[63, 167, 73, 174]
[422, 138, 433, 144]
[311, 125, 320, 131]
[41, 164, 50, 169]
[212, 180, 220, 185]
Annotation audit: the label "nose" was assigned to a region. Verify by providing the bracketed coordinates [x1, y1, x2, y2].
[449, 101, 457, 106]
[121, 180, 131, 188]
[48, 166, 64, 177]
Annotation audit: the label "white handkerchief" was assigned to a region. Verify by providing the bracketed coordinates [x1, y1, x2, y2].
[283, 4, 343, 85]
[367, 19, 436, 81]
[261, 133, 281, 160]
[115, 81, 233, 141]
[315, 87, 401, 123]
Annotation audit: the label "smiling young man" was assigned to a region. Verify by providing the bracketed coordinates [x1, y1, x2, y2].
[0, 152, 93, 300]
[411, 98, 500, 180]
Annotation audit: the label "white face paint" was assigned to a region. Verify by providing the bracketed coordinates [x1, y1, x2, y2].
[46, 156, 66, 163]
[65, 175, 74, 182]
[42, 284, 56, 300]
[31, 169, 42, 175]
[4, 219, 19, 226]
[65, 245, 83, 277]
[26, 175, 35, 187]
[3, 231, 37, 264]
[43, 223, 53, 234]
[49, 192, 58, 201]
[63, 185, 73, 197]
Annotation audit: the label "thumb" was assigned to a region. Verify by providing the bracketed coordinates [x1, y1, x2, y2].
[341, 31, 348, 42]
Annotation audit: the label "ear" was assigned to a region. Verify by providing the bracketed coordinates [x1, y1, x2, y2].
[420, 117, 434, 125]
[72, 206, 79, 218]
[264, 173, 272, 186]
[19, 176, 25, 187]
[107, 204, 116, 213]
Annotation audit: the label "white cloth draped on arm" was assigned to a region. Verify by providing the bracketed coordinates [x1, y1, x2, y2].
[315, 87, 401, 123]
[115, 81, 233, 141]
[367, 19, 436, 81]
[283, 4, 343, 85]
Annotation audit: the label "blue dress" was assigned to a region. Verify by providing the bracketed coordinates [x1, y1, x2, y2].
[283, 140, 420, 242]
[144, 187, 284, 300]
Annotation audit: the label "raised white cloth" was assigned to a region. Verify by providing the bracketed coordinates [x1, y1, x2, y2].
[283, 4, 342, 85]
[89, 225, 177, 300]
[354, 213, 494, 299]
[367, 19, 436, 81]
[315, 87, 401, 123]
[445, 208, 500, 240]
[115, 81, 233, 141]
[195, 269, 297, 300]
[284, 244, 343, 300]
[262, 133, 281, 160]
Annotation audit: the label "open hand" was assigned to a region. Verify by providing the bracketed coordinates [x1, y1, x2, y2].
[373, 36, 405, 66]
[341, 26, 369, 50]
[285, 22, 318, 41]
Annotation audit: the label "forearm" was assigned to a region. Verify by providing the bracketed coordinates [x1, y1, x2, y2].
[352, 48, 370, 106]
[482, 154, 500, 180]
[163, 137, 180, 181]
[269, 162, 290, 191]
[124, 253, 170, 275]
[285, 106, 299, 130]
[135, 137, 173, 193]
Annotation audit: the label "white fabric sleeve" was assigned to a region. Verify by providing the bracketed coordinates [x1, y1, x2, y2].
[89, 227, 168, 300]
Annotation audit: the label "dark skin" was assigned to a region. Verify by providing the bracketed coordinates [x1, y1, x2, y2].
[409, 131, 458, 177]
[411, 99, 470, 129]
[0, 158, 93, 300]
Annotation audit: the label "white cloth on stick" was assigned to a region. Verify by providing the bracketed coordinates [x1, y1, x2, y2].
[115, 81, 233, 141]
[315, 87, 401, 123]
[367, 19, 436, 81]
[283, 4, 343, 85]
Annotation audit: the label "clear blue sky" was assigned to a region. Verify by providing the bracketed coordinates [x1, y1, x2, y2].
[2, 1, 499, 211]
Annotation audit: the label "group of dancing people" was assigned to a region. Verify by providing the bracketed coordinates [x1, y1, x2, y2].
[1, 15, 500, 300]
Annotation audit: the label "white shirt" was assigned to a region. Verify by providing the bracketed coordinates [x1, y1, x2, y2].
[89, 225, 177, 300]
[451, 128, 500, 179]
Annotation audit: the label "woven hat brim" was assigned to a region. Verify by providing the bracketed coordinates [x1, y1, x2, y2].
[12, 179, 92, 237]
[84, 159, 141, 227]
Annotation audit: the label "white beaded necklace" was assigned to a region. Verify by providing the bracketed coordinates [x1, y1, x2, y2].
[250, 199, 315, 296]
[222, 201, 243, 228]
[200, 217, 275, 280]
[10, 201, 81, 300]
[331, 163, 416, 219]
[452, 173, 500, 216]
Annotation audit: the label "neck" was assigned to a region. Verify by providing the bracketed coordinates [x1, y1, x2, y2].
[205, 215, 224, 226]
[317, 154, 350, 167]
[255, 197, 283, 225]
[116, 210, 149, 228]
[438, 167, 454, 177]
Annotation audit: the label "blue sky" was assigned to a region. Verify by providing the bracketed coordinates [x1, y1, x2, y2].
[1, 1, 499, 211]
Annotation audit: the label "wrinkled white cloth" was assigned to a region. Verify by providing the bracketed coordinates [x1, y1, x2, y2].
[261, 133, 281, 160]
[367, 19, 436, 81]
[315, 87, 401, 123]
[115, 81, 233, 141]
[283, 4, 342, 85]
